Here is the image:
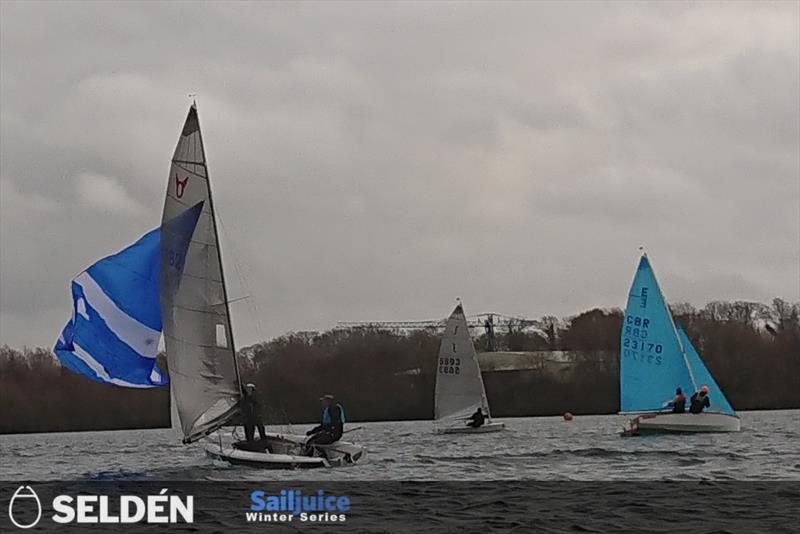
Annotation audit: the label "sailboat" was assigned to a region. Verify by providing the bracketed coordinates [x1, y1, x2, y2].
[160, 104, 366, 467]
[434, 302, 505, 434]
[619, 253, 740, 436]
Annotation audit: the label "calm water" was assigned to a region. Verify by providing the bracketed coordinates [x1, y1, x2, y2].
[1, 411, 798, 481]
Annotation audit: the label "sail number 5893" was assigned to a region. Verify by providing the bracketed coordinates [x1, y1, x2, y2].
[438, 357, 460, 375]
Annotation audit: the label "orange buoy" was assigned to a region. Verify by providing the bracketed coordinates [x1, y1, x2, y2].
[563, 412, 573, 421]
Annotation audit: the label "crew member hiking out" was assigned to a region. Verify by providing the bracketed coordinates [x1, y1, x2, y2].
[689, 385, 711, 414]
[466, 407, 486, 428]
[305, 394, 345, 455]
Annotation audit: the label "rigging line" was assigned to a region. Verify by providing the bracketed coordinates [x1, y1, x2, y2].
[645, 252, 698, 392]
[215, 209, 267, 343]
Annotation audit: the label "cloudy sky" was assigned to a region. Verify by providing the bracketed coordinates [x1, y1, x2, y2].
[1, 1, 798, 349]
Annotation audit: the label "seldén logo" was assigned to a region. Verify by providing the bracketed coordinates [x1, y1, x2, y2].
[8, 486, 42, 529]
[248, 489, 350, 523]
[7, 486, 193, 528]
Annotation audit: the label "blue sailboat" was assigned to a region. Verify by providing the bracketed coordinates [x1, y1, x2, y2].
[620, 253, 740, 435]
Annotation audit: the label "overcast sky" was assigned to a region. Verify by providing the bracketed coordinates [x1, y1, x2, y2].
[1, 1, 798, 349]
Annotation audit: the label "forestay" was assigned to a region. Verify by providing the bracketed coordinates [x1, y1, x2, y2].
[620, 255, 695, 413]
[160, 104, 242, 443]
[435, 304, 491, 426]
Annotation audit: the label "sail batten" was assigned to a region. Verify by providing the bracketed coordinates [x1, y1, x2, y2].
[160, 105, 242, 443]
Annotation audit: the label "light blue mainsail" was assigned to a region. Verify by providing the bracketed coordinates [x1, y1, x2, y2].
[620, 254, 695, 413]
[676, 326, 735, 415]
[54, 203, 202, 387]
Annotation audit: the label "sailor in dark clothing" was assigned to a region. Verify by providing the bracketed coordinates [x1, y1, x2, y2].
[305, 394, 345, 454]
[668, 387, 686, 414]
[689, 385, 711, 414]
[466, 407, 486, 428]
[241, 383, 266, 442]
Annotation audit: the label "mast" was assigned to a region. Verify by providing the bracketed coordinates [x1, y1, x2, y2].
[463, 304, 492, 419]
[193, 102, 244, 395]
[643, 252, 698, 391]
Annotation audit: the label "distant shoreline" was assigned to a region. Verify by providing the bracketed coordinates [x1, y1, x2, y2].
[3, 299, 798, 435]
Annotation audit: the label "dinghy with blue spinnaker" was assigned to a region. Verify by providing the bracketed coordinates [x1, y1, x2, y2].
[160, 104, 365, 468]
[619, 253, 740, 436]
[54, 104, 365, 469]
[53, 208, 200, 388]
[434, 302, 505, 434]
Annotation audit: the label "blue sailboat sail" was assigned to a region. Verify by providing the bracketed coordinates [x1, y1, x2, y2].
[54, 203, 202, 387]
[620, 255, 694, 413]
[676, 326, 735, 415]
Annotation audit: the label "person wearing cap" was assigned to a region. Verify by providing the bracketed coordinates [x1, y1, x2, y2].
[305, 394, 346, 453]
[667, 387, 687, 414]
[689, 385, 711, 414]
[241, 383, 266, 442]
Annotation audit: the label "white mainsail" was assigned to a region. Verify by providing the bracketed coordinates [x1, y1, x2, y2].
[434, 304, 491, 427]
[160, 104, 242, 443]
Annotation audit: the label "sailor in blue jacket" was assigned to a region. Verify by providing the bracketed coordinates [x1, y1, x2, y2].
[305, 394, 345, 451]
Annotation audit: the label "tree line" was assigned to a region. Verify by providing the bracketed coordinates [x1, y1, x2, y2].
[1, 298, 797, 433]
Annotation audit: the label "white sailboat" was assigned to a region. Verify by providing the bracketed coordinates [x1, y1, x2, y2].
[619, 254, 740, 436]
[160, 104, 366, 468]
[434, 303, 505, 434]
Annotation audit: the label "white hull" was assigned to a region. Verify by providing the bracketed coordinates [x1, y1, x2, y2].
[205, 432, 366, 469]
[436, 421, 505, 434]
[622, 412, 741, 436]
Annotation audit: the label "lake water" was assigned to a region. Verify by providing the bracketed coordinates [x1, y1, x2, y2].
[2, 410, 798, 481]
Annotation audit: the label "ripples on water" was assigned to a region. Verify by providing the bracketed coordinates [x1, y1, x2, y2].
[1, 410, 798, 481]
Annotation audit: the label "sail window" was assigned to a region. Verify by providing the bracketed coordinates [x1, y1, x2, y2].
[216, 324, 228, 348]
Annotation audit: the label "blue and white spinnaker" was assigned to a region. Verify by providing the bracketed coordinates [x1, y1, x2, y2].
[54, 203, 202, 388]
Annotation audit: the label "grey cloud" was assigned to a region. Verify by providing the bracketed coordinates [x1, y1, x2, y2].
[1, 1, 797, 349]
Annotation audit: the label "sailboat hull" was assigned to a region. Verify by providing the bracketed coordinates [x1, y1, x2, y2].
[436, 421, 505, 434]
[622, 412, 741, 436]
[206, 446, 328, 469]
[204, 432, 366, 469]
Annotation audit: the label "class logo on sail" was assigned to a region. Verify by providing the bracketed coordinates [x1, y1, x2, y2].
[175, 173, 189, 198]
[8, 485, 42, 529]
